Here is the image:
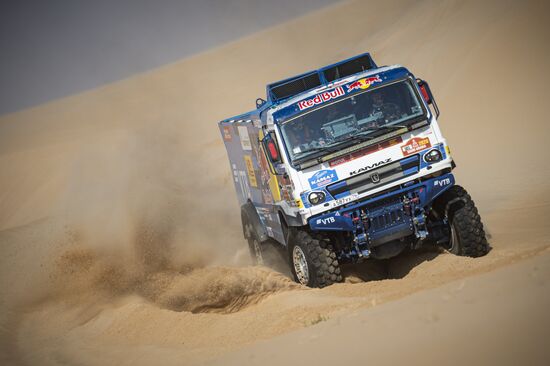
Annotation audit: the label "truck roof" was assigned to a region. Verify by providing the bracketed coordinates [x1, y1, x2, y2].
[266, 53, 376, 103]
[219, 53, 410, 126]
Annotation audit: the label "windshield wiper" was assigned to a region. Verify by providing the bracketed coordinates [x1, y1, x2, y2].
[294, 134, 374, 166]
[341, 131, 376, 144]
[293, 124, 411, 165]
[361, 125, 408, 135]
[337, 125, 406, 145]
[293, 141, 343, 161]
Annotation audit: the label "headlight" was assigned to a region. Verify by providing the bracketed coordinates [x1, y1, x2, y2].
[424, 149, 442, 163]
[308, 191, 326, 205]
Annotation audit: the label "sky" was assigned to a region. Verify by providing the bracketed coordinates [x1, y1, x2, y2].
[0, 0, 339, 116]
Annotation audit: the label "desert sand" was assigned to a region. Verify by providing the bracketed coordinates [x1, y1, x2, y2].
[1, 0, 549, 365]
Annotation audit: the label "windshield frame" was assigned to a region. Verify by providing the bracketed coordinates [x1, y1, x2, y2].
[278, 76, 429, 169]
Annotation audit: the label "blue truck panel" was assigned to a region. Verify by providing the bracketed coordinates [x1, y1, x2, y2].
[309, 173, 455, 233]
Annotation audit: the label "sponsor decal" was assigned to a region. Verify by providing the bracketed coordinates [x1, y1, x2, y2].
[237, 170, 251, 199]
[222, 126, 232, 141]
[243, 155, 258, 187]
[237, 125, 252, 151]
[346, 75, 382, 92]
[316, 217, 336, 225]
[308, 169, 338, 189]
[401, 137, 431, 156]
[297, 86, 345, 111]
[349, 158, 392, 176]
[329, 137, 402, 167]
[434, 177, 451, 187]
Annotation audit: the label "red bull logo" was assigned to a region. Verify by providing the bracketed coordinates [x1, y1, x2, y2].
[297, 86, 345, 110]
[346, 75, 382, 92]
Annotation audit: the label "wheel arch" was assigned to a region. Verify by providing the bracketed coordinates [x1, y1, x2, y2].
[241, 201, 269, 243]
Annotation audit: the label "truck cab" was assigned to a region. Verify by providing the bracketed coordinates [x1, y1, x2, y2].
[220, 53, 488, 287]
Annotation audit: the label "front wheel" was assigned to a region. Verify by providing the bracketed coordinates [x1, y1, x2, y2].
[289, 230, 342, 288]
[436, 185, 489, 257]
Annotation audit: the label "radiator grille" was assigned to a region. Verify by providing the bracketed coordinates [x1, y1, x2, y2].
[327, 155, 419, 198]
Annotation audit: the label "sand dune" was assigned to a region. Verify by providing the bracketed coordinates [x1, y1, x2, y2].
[1, 0, 550, 365]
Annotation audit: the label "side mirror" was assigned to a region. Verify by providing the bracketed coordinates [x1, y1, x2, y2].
[417, 79, 440, 118]
[417, 79, 432, 104]
[262, 131, 282, 164]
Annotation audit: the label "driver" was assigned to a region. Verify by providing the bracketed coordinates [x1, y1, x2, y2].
[368, 92, 401, 126]
[366, 91, 399, 129]
[288, 121, 320, 148]
[287, 123, 305, 147]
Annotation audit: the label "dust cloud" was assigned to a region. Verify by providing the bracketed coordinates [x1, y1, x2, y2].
[1, 0, 550, 364]
[41, 119, 297, 315]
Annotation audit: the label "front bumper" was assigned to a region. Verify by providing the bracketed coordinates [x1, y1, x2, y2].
[309, 172, 455, 245]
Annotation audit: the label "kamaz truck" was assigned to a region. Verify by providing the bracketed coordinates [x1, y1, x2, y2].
[219, 53, 489, 287]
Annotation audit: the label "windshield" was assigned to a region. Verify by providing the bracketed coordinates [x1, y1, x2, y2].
[280, 80, 425, 163]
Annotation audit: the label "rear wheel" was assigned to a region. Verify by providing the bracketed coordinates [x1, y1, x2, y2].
[436, 185, 489, 257]
[249, 236, 264, 265]
[242, 215, 264, 265]
[289, 230, 342, 288]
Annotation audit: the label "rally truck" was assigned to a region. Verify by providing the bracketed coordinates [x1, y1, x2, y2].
[219, 53, 489, 287]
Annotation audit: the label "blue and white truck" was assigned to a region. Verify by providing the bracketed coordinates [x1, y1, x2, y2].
[219, 53, 489, 287]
